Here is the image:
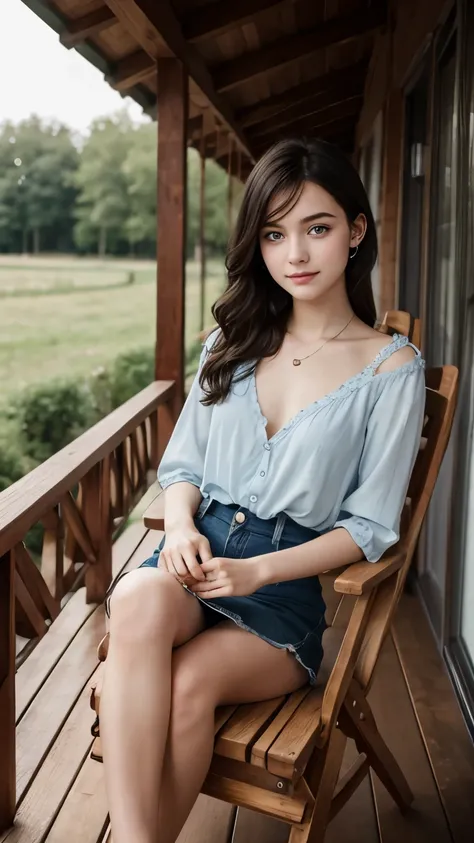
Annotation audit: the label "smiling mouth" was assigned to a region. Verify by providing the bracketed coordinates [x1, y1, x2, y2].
[287, 272, 319, 280]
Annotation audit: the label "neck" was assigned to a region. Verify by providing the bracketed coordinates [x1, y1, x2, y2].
[287, 282, 355, 342]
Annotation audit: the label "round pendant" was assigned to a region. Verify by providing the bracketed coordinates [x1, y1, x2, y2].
[293, 358, 301, 366]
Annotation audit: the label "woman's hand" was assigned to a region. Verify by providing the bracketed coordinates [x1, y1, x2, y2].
[189, 556, 263, 599]
[160, 523, 212, 586]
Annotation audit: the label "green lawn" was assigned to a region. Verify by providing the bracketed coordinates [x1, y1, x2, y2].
[0, 255, 226, 404]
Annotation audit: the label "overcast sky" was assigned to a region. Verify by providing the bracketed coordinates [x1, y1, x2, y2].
[0, 0, 147, 133]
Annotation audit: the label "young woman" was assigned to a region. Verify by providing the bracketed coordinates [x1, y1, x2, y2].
[100, 138, 425, 843]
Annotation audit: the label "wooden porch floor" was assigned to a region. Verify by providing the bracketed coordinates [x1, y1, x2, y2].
[2, 522, 474, 843]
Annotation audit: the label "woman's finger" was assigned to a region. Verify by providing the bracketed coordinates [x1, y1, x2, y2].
[169, 550, 188, 580]
[158, 550, 170, 573]
[200, 559, 217, 575]
[191, 583, 228, 599]
[198, 538, 213, 563]
[181, 547, 205, 581]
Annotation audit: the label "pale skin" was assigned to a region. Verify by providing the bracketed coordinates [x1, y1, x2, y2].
[100, 180, 416, 842]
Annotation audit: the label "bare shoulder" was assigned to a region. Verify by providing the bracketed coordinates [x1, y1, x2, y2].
[376, 343, 418, 374]
[349, 325, 418, 373]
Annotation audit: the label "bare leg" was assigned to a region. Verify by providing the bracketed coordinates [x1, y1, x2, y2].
[100, 567, 206, 843]
[158, 620, 308, 843]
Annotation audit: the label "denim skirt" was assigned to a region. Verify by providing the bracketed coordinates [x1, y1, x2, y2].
[106, 499, 327, 684]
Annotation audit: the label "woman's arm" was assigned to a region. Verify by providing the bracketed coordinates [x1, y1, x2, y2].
[191, 528, 363, 598]
[257, 527, 364, 585]
[163, 481, 203, 531]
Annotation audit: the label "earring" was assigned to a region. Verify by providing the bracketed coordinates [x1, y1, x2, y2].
[349, 245, 359, 259]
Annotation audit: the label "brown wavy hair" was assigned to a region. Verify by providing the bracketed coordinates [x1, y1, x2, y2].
[200, 137, 377, 405]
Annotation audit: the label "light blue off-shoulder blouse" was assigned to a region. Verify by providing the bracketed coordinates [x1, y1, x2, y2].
[158, 330, 426, 562]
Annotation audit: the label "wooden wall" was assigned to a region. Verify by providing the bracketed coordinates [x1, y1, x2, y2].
[356, 0, 451, 313]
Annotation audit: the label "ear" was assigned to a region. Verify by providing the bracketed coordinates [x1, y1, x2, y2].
[350, 214, 367, 247]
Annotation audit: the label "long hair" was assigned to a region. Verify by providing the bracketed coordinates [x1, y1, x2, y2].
[200, 137, 378, 405]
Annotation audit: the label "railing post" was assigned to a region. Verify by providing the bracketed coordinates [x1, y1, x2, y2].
[83, 460, 112, 604]
[0, 551, 16, 831]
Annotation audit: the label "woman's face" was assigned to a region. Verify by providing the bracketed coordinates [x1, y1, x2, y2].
[259, 180, 366, 302]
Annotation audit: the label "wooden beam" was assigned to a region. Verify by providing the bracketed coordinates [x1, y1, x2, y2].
[236, 61, 368, 129]
[214, 6, 386, 92]
[248, 79, 364, 139]
[60, 7, 116, 48]
[379, 89, 404, 315]
[107, 50, 155, 91]
[0, 552, 15, 832]
[102, 0, 254, 160]
[250, 97, 362, 142]
[156, 60, 188, 433]
[252, 116, 358, 156]
[183, 0, 287, 42]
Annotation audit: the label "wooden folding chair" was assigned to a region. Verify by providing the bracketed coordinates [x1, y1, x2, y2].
[89, 315, 458, 842]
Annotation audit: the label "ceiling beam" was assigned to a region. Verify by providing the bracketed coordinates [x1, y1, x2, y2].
[60, 7, 117, 48]
[252, 115, 358, 155]
[183, 0, 289, 42]
[102, 0, 254, 160]
[250, 96, 363, 142]
[107, 50, 155, 91]
[235, 60, 368, 129]
[247, 78, 364, 138]
[213, 5, 386, 92]
[255, 131, 356, 158]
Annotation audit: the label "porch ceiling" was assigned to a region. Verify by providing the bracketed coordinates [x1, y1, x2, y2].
[22, 0, 387, 170]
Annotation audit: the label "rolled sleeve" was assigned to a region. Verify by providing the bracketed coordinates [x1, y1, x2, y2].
[157, 331, 218, 492]
[333, 365, 426, 562]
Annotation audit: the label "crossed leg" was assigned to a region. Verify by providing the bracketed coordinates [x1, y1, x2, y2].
[100, 567, 206, 843]
[100, 566, 308, 843]
[156, 619, 308, 843]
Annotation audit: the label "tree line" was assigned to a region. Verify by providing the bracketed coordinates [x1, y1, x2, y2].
[0, 113, 239, 258]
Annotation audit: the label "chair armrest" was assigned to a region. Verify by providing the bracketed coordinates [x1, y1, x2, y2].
[143, 489, 165, 530]
[333, 549, 405, 595]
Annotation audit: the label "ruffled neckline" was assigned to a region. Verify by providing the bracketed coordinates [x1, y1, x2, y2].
[250, 333, 425, 446]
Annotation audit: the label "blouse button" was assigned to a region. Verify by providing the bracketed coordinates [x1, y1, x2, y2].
[264, 443, 270, 450]
[250, 495, 257, 503]
[260, 471, 265, 477]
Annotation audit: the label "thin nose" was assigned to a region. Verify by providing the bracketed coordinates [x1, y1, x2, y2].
[288, 236, 309, 264]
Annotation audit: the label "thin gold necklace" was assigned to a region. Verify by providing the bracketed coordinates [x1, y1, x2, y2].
[290, 313, 356, 366]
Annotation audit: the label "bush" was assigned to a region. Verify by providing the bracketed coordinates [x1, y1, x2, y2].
[108, 346, 155, 408]
[13, 380, 95, 463]
[0, 435, 26, 492]
[0, 343, 191, 493]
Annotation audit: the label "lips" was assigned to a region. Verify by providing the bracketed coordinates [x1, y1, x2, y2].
[287, 272, 319, 284]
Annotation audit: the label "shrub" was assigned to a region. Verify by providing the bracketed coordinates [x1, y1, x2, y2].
[108, 346, 155, 408]
[0, 435, 26, 492]
[13, 380, 95, 463]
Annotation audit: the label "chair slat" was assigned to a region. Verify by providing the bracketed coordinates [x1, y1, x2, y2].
[265, 688, 325, 779]
[251, 687, 312, 768]
[215, 697, 286, 762]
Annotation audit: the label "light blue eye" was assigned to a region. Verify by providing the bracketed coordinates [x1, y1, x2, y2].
[265, 231, 283, 241]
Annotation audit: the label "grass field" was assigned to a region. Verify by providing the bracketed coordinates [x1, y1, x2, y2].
[0, 254, 226, 404]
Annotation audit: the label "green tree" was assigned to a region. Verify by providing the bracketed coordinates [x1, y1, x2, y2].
[74, 113, 133, 256]
[122, 123, 157, 252]
[0, 117, 78, 253]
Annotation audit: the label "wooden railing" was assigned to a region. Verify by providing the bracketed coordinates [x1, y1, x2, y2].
[0, 379, 175, 828]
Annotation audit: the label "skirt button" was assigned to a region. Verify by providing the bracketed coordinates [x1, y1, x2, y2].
[235, 511, 246, 524]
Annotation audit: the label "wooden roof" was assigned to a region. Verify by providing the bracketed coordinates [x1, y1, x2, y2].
[23, 0, 387, 171]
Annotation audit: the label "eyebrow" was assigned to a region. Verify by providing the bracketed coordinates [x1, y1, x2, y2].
[262, 212, 337, 228]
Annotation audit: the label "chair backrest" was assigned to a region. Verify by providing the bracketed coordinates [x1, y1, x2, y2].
[378, 309, 421, 348]
[325, 312, 458, 692]
[352, 362, 458, 691]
